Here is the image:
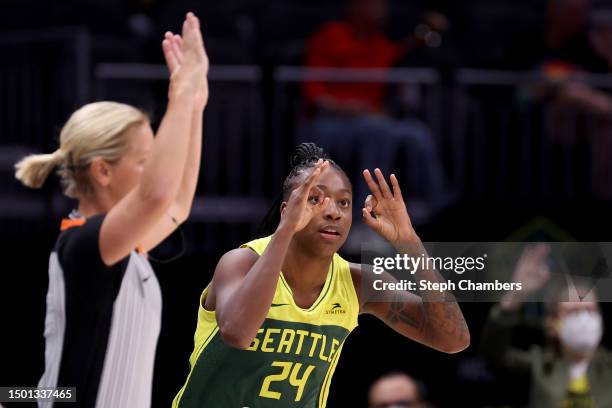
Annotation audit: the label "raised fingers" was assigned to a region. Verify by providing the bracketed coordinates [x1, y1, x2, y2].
[374, 168, 393, 199]
[389, 173, 403, 202]
[187, 12, 206, 55]
[312, 196, 330, 215]
[172, 34, 183, 61]
[162, 33, 179, 73]
[363, 169, 382, 200]
[181, 13, 196, 51]
[182, 12, 205, 58]
[186, 11, 200, 33]
[303, 160, 328, 191]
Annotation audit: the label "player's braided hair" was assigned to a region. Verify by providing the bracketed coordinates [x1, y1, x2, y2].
[257, 142, 350, 237]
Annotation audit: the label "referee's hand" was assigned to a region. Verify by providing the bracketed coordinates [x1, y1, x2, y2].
[164, 12, 208, 105]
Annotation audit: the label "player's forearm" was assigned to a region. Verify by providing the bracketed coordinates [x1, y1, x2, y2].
[396, 238, 471, 353]
[419, 300, 470, 353]
[218, 226, 294, 348]
[172, 107, 203, 222]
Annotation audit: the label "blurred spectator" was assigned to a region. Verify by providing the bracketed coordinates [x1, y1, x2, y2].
[368, 371, 431, 408]
[513, 0, 612, 199]
[512, 0, 607, 73]
[299, 0, 451, 222]
[481, 244, 612, 408]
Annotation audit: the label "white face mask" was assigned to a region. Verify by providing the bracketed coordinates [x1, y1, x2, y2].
[559, 310, 603, 354]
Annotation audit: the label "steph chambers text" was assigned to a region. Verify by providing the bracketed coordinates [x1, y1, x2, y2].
[372, 279, 522, 292]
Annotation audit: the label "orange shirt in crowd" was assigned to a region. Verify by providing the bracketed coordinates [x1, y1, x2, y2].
[303, 21, 405, 112]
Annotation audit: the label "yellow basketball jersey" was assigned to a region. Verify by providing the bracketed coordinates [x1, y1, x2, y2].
[173, 235, 359, 408]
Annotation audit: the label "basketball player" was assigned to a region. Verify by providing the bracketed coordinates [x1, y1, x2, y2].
[15, 12, 208, 407]
[173, 143, 469, 407]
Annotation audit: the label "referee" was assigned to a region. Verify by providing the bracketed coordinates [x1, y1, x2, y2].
[14, 12, 208, 407]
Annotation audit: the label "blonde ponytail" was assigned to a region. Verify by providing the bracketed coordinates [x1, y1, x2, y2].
[14, 101, 147, 197]
[15, 149, 65, 188]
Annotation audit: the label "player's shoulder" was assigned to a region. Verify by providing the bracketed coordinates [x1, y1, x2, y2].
[213, 235, 272, 280]
[239, 235, 271, 256]
[207, 246, 260, 308]
[212, 247, 260, 281]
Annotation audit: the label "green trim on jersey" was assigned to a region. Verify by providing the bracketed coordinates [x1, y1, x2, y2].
[173, 235, 359, 408]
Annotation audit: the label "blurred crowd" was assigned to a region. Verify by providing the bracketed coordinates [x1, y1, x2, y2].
[3, 0, 612, 207]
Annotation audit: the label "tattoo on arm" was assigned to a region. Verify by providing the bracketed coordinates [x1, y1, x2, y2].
[424, 302, 469, 345]
[385, 292, 469, 350]
[385, 293, 424, 331]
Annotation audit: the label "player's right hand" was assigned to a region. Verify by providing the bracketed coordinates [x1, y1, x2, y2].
[279, 160, 330, 234]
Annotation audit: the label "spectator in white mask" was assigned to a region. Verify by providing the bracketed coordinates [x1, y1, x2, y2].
[481, 244, 612, 408]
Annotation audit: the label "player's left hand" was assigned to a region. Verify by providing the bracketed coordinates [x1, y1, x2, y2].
[362, 168, 418, 247]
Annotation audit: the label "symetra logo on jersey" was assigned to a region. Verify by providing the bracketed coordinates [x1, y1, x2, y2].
[325, 302, 346, 315]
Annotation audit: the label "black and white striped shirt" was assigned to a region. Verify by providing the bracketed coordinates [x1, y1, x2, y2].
[37, 214, 162, 407]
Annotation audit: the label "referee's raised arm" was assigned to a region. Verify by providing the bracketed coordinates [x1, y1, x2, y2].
[99, 12, 207, 265]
